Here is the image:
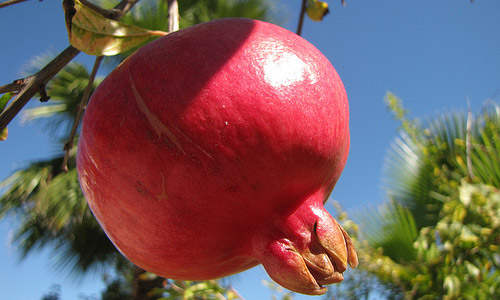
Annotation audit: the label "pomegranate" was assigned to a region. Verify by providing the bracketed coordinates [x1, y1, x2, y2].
[77, 18, 357, 295]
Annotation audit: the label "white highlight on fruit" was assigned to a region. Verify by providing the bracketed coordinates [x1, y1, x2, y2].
[263, 52, 313, 88]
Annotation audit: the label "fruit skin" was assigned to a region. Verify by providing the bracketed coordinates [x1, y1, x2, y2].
[77, 18, 357, 295]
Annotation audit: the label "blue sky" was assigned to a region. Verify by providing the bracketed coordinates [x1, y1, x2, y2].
[1, 0, 499, 299]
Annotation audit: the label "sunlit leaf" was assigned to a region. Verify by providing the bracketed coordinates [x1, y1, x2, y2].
[0, 127, 7, 141]
[63, 0, 167, 56]
[0, 92, 12, 111]
[306, 0, 329, 22]
[444, 274, 461, 297]
[0, 92, 14, 141]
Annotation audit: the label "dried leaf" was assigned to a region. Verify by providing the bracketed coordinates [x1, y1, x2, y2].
[63, 0, 167, 56]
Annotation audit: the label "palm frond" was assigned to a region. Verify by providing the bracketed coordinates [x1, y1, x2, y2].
[0, 150, 118, 275]
[381, 99, 500, 228]
[382, 130, 442, 228]
[378, 98, 500, 265]
[360, 201, 418, 264]
[21, 60, 102, 139]
[466, 102, 500, 187]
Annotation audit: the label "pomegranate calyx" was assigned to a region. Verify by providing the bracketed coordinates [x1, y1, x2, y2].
[259, 238, 328, 295]
[257, 201, 358, 295]
[339, 224, 359, 269]
[314, 215, 358, 273]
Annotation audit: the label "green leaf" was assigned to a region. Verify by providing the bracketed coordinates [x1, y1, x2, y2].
[63, 0, 167, 56]
[0, 92, 14, 141]
[0, 92, 12, 111]
[444, 274, 461, 297]
[465, 261, 481, 280]
[361, 201, 418, 263]
[306, 0, 329, 22]
[0, 127, 7, 141]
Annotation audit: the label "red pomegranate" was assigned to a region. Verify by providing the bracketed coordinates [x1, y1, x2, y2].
[77, 18, 357, 295]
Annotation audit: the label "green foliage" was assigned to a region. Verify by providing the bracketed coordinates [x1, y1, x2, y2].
[177, 0, 280, 28]
[100, 265, 134, 300]
[155, 280, 241, 300]
[356, 180, 500, 299]
[413, 181, 500, 299]
[41, 285, 62, 300]
[262, 280, 294, 300]
[362, 201, 418, 264]
[350, 95, 500, 299]
[117, 0, 279, 30]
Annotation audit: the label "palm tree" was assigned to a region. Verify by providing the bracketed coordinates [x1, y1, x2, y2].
[1, 0, 281, 299]
[0, 61, 116, 272]
[351, 94, 500, 299]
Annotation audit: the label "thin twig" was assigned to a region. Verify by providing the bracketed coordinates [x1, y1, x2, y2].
[79, 0, 118, 19]
[0, 0, 140, 133]
[0, 0, 31, 9]
[168, 281, 185, 293]
[167, 0, 179, 32]
[230, 287, 246, 300]
[112, 0, 139, 20]
[79, 0, 138, 20]
[214, 293, 228, 300]
[0, 79, 27, 94]
[61, 56, 103, 171]
[296, 0, 307, 36]
[466, 100, 475, 181]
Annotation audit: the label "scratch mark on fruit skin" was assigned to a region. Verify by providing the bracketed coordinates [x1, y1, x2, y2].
[129, 74, 216, 163]
[156, 172, 168, 201]
[129, 74, 186, 155]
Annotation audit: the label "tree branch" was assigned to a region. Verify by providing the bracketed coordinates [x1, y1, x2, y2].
[79, 0, 118, 19]
[0, 79, 27, 94]
[112, 0, 139, 20]
[229, 287, 246, 300]
[466, 100, 475, 181]
[62, 55, 103, 172]
[296, 0, 307, 36]
[0, 0, 31, 9]
[0, 46, 81, 132]
[0, 0, 140, 133]
[167, 0, 179, 32]
[79, 0, 138, 20]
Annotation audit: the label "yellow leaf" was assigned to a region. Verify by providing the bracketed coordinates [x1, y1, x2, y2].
[306, 0, 330, 22]
[63, 0, 167, 56]
[0, 127, 7, 141]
